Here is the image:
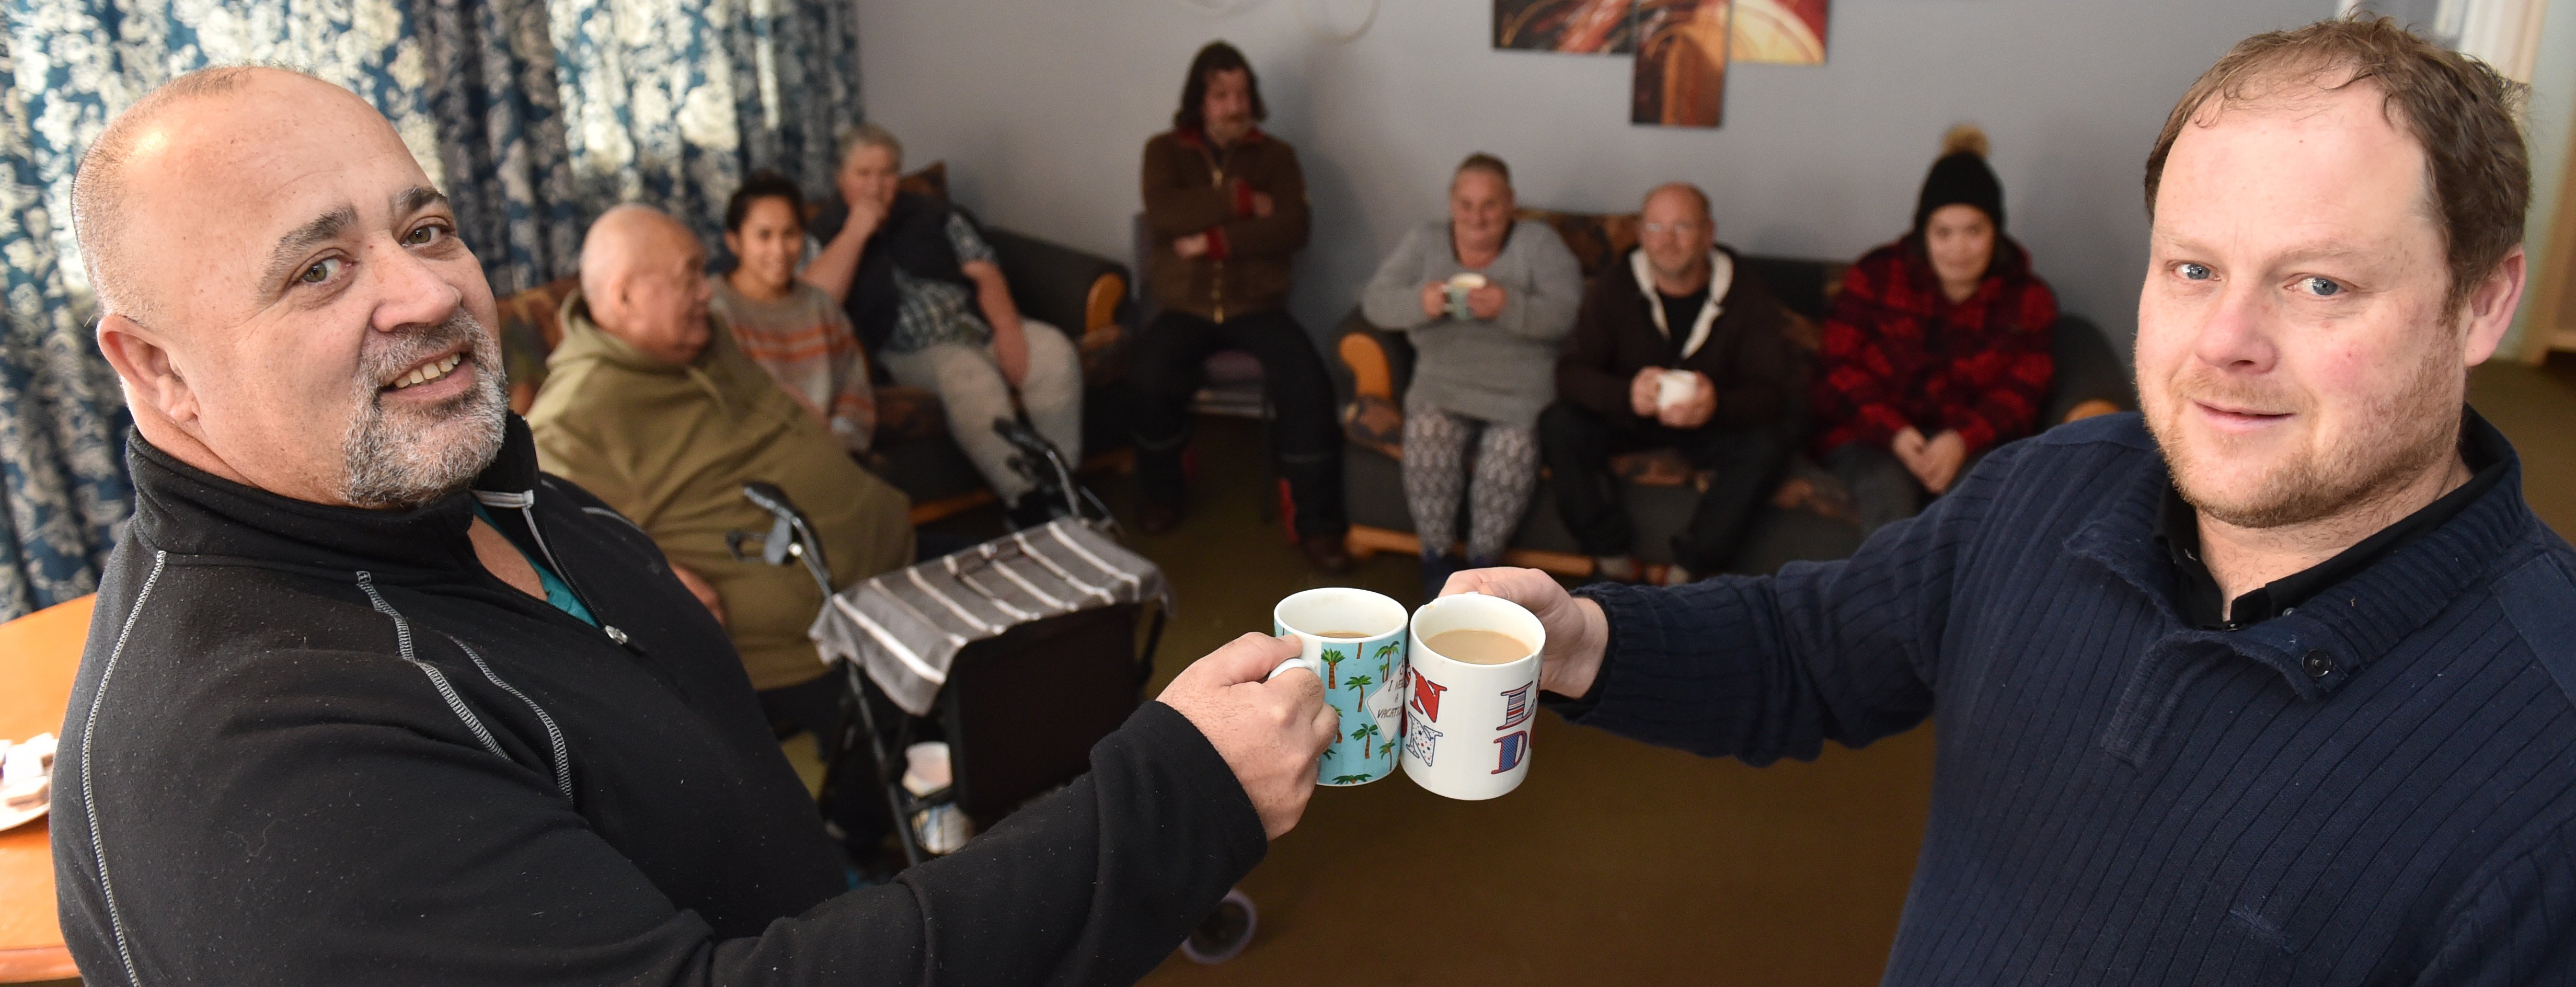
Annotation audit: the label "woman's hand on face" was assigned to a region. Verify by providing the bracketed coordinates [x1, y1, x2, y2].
[840, 197, 887, 245]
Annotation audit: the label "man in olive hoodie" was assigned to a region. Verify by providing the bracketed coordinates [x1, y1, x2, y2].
[526, 204, 912, 695]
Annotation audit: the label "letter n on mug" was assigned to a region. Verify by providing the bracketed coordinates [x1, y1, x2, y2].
[1410, 671, 1447, 722]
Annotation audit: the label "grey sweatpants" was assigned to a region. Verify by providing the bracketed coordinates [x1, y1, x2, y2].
[880, 320, 1083, 502]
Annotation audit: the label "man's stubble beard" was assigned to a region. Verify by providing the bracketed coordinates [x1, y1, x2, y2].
[2150, 334, 2460, 531]
[339, 311, 509, 510]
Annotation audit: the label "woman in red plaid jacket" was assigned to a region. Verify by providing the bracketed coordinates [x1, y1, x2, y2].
[1811, 125, 2057, 533]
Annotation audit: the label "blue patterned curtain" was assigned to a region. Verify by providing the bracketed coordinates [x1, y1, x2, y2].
[549, 0, 860, 248]
[0, 0, 859, 620]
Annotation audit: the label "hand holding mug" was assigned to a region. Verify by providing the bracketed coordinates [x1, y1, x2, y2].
[1629, 366, 1666, 418]
[1155, 632, 1339, 839]
[1421, 281, 1451, 319]
[1438, 568, 1610, 706]
[1657, 371, 1716, 430]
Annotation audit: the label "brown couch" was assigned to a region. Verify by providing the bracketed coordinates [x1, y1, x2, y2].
[1335, 208, 2132, 579]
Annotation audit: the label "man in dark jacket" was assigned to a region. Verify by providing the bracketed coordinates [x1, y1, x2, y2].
[799, 125, 1086, 527]
[57, 65, 1336, 986]
[1130, 40, 1349, 571]
[1541, 182, 1809, 584]
[1448, 19, 2576, 983]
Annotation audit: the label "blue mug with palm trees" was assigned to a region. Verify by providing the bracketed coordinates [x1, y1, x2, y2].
[1270, 588, 1411, 786]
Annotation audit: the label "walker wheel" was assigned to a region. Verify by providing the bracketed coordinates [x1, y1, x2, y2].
[1179, 888, 1257, 964]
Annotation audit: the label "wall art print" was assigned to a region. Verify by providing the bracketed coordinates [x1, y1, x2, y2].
[1493, 0, 1639, 54]
[1631, 0, 1730, 128]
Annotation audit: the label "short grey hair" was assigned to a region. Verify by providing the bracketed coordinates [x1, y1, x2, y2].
[837, 123, 902, 170]
[73, 64, 277, 318]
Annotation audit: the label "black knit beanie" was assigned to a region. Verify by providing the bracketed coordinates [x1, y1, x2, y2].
[1913, 126, 2003, 235]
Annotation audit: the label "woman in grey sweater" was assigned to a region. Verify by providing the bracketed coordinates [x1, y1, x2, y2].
[1360, 154, 1583, 594]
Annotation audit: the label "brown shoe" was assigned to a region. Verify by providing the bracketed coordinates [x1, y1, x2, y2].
[1299, 535, 1353, 574]
[1137, 502, 1182, 536]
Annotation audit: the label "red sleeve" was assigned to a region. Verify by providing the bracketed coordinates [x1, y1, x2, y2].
[1202, 226, 1230, 262]
[1940, 281, 2057, 454]
[1229, 179, 1257, 219]
[1809, 259, 1918, 454]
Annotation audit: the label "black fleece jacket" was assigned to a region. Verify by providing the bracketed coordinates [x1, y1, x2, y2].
[52, 418, 1264, 985]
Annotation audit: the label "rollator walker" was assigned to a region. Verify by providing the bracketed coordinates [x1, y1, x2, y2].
[735, 418, 1259, 964]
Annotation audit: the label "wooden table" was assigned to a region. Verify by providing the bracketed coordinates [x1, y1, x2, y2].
[0, 595, 92, 982]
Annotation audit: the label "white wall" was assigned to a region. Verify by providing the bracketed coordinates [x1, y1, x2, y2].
[858, 0, 2326, 356]
[2505, 0, 2575, 358]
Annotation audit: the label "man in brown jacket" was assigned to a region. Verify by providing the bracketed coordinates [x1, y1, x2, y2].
[1133, 41, 1349, 571]
[1540, 183, 1810, 584]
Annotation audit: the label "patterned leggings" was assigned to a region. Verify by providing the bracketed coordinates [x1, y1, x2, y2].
[1402, 406, 1539, 563]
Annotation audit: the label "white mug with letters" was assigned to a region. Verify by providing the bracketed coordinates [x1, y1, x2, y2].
[1399, 592, 1546, 800]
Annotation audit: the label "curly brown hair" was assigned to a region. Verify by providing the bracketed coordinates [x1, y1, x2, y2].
[1173, 41, 1267, 134]
[2143, 15, 2529, 313]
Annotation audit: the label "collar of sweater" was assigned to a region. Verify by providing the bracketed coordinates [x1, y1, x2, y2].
[552, 289, 740, 415]
[125, 412, 550, 583]
[2065, 410, 2543, 701]
[1629, 247, 1731, 359]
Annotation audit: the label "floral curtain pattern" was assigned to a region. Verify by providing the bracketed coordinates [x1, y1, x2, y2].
[0, 0, 859, 619]
[550, 0, 859, 248]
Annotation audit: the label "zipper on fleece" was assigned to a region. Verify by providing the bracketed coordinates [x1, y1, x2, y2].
[473, 489, 640, 654]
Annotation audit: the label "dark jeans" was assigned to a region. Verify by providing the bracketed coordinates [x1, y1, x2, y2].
[1129, 308, 1347, 540]
[1820, 442, 1926, 537]
[1538, 403, 1799, 575]
[758, 672, 893, 857]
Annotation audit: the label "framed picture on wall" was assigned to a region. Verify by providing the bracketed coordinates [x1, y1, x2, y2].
[1494, 0, 1640, 53]
[1632, 0, 1731, 127]
[1730, 0, 1828, 65]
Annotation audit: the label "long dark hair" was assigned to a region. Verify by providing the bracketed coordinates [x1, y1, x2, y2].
[1172, 41, 1267, 133]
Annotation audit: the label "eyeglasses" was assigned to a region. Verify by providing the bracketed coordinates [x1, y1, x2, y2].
[1640, 221, 1702, 235]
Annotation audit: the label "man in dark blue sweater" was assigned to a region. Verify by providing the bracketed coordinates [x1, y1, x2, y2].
[1455, 19, 2575, 984]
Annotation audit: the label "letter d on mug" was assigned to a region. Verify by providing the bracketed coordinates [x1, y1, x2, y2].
[1271, 588, 1411, 786]
[1401, 592, 1546, 800]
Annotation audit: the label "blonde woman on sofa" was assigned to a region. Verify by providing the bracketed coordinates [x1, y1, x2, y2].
[1360, 154, 1582, 597]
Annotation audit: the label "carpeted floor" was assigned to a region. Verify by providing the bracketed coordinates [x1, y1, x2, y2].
[32, 359, 2567, 987]
[1114, 359, 2576, 985]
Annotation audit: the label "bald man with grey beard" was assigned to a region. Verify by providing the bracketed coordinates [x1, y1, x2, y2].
[54, 65, 1335, 986]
